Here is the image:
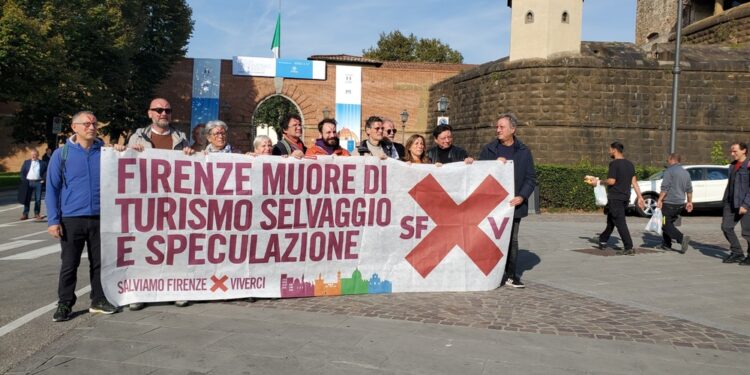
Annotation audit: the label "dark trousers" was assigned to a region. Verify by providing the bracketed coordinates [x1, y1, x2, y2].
[599, 199, 633, 250]
[505, 219, 522, 280]
[23, 180, 42, 216]
[661, 203, 684, 247]
[57, 217, 104, 307]
[721, 203, 750, 255]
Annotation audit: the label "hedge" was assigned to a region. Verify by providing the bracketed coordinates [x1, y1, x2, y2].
[536, 164, 661, 211]
[0, 173, 20, 189]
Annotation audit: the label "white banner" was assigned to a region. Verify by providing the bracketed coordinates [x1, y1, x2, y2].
[100, 149, 515, 305]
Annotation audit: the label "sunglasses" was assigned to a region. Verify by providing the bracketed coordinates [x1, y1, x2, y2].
[150, 108, 172, 115]
[386, 129, 397, 135]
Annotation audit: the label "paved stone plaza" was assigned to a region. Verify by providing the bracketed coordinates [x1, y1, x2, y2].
[4, 211, 750, 374]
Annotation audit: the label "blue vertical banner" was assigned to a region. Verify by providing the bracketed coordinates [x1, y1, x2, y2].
[335, 65, 362, 154]
[191, 59, 221, 132]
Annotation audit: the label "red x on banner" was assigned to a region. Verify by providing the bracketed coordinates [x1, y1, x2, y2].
[210, 275, 228, 292]
[405, 174, 509, 278]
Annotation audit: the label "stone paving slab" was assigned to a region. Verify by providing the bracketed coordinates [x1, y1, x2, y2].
[231, 283, 750, 353]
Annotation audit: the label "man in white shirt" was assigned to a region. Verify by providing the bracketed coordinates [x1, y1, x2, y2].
[18, 149, 47, 220]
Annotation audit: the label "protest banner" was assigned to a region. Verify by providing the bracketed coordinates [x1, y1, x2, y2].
[100, 149, 515, 304]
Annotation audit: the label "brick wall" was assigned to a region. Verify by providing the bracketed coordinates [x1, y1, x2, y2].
[427, 42, 750, 166]
[153, 59, 469, 153]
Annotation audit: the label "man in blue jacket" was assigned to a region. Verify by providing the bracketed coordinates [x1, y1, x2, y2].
[17, 149, 47, 220]
[46, 111, 117, 321]
[479, 113, 537, 288]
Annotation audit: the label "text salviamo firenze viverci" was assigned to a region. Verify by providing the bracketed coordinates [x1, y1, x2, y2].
[113, 158, 390, 269]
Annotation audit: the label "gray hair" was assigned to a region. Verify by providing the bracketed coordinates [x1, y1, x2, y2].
[497, 112, 519, 128]
[72, 110, 95, 124]
[253, 135, 272, 150]
[205, 120, 228, 139]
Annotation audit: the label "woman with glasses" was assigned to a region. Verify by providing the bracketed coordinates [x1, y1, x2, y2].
[402, 134, 431, 164]
[203, 120, 237, 153]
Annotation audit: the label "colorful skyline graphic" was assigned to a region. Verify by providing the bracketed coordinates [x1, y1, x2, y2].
[280, 269, 392, 298]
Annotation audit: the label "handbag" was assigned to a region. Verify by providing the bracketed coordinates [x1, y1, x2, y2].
[645, 208, 663, 235]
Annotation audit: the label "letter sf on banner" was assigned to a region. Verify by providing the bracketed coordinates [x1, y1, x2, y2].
[99, 149, 514, 305]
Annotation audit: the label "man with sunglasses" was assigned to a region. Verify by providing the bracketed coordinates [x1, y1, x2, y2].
[383, 119, 405, 159]
[127, 98, 190, 152]
[355, 116, 399, 159]
[125, 98, 192, 311]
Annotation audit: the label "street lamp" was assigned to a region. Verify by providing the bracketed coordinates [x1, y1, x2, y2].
[322, 106, 331, 119]
[400, 109, 409, 144]
[437, 95, 449, 115]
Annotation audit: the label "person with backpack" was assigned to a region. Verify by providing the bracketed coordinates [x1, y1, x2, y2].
[47, 111, 118, 321]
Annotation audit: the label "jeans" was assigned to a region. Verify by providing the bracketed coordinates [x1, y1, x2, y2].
[23, 180, 43, 216]
[661, 203, 684, 247]
[599, 199, 633, 250]
[505, 219, 522, 280]
[57, 217, 104, 307]
[720, 203, 750, 255]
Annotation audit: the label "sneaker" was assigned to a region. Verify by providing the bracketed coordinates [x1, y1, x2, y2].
[128, 303, 145, 311]
[679, 236, 690, 254]
[507, 278, 526, 288]
[723, 253, 744, 264]
[739, 256, 750, 266]
[617, 248, 636, 256]
[89, 299, 118, 314]
[659, 244, 673, 251]
[174, 300, 190, 307]
[597, 242, 608, 250]
[53, 304, 71, 322]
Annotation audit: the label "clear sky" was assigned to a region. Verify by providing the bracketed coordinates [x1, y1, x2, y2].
[186, 0, 637, 64]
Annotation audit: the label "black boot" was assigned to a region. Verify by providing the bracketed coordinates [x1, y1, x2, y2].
[739, 256, 750, 266]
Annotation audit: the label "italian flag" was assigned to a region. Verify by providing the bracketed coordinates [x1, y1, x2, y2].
[271, 14, 280, 58]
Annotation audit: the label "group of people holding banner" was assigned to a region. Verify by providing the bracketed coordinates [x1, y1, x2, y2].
[46, 96, 538, 322]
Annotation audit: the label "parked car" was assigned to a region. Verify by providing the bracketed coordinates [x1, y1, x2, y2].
[629, 165, 728, 217]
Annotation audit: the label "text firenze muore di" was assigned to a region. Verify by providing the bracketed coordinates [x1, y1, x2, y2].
[113, 158, 391, 268]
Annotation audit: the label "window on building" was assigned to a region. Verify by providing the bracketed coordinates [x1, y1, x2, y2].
[525, 11, 534, 24]
[562, 11, 569, 23]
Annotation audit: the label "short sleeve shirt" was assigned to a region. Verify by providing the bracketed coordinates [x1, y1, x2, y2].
[607, 159, 635, 201]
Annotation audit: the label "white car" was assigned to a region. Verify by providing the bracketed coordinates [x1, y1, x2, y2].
[629, 165, 728, 217]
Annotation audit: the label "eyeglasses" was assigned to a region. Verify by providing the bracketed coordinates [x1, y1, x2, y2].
[73, 122, 97, 128]
[150, 108, 172, 115]
[386, 129, 397, 135]
[210, 132, 227, 137]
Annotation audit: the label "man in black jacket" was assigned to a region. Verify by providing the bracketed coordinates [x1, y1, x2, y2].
[426, 125, 472, 164]
[478, 113, 536, 288]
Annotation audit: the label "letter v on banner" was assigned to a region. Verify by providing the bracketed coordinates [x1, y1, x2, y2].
[405, 175, 509, 278]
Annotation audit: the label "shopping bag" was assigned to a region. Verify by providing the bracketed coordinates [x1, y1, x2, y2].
[594, 185, 608, 207]
[645, 208, 663, 235]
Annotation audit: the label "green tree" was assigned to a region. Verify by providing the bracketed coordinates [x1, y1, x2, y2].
[363, 30, 463, 63]
[252, 95, 299, 137]
[0, 0, 193, 145]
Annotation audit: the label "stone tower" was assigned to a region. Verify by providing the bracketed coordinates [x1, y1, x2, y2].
[508, 0, 584, 61]
[636, 1, 739, 49]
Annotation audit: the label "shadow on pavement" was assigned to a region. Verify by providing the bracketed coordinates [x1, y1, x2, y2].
[690, 241, 729, 260]
[518, 249, 541, 276]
